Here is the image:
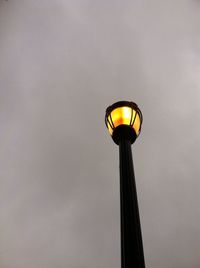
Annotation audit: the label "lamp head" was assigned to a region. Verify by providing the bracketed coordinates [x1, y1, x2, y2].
[105, 101, 143, 145]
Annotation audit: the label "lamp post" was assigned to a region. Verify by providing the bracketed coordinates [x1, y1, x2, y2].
[105, 101, 145, 268]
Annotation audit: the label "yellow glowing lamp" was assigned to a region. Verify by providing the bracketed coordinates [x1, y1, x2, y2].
[105, 101, 143, 144]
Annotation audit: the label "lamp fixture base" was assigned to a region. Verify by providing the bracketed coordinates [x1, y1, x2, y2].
[112, 125, 137, 145]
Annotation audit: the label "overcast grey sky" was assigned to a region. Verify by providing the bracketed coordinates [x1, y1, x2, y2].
[0, 0, 200, 267]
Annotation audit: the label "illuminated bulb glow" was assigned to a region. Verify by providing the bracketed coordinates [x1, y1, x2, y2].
[107, 106, 141, 136]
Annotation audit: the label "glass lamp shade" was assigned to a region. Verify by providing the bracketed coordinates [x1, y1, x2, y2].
[105, 101, 143, 144]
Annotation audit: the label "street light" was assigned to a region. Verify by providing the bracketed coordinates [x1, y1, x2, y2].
[105, 101, 145, 268]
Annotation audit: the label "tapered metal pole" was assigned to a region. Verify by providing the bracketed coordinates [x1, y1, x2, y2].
[119, 138, 145, 268]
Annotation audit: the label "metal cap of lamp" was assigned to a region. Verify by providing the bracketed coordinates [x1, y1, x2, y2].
[105, 101, 143, 145]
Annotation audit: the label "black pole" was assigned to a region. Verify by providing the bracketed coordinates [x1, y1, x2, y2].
[119, 138, 145, 268]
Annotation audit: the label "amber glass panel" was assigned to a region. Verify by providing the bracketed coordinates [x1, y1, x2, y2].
[107, 116, 113, 135]
[110, 107, 132, 127]
[133, 113, 140, 135]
